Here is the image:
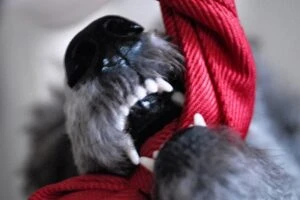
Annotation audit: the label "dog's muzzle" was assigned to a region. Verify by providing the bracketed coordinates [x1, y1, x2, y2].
[64, 15, 144, 88]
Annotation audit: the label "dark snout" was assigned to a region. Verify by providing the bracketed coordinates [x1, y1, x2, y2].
[64, 15, 144, 88]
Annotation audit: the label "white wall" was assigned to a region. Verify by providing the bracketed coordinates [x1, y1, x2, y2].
[0, 1, 299, 199]
[236, 1, 300, 89]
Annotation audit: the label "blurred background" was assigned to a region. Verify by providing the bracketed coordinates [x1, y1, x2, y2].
[0, 1, 299, 199]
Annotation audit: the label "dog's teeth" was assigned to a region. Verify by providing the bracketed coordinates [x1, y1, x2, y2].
[128, 149, 140, 165]
[140, 157, 154, 173]
[127, 95, 138, 106]
[152, 150, 159, 159]
[120, 105, 130, 116]
[156, 78, 173, 93]
[171, 92, 185, 106]
[141, 100, 151, 109]
[135, 86, 147, 100]
[125, 137, 140, 165]
[194, 113, 206, 127]
[116, 117, 126, 131]
[145, 79, 158, 93]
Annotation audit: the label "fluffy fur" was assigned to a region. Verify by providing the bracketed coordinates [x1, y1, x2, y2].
[154, 126, 297, 200]
[24, 90, 77, 194]
[24, 16, 300, 198]
[64, 31, 183, 175]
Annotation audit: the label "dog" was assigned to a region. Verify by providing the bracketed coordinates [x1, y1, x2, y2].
[24, 16, 299, 199]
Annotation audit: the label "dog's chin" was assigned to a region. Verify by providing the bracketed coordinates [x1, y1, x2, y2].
[127, 87, 183, 150]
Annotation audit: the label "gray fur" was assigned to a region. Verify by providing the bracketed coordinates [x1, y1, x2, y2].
[64, 32, 183, 175]
[154, 126, 297, 200]
[65, 78, 138, 174]
[24, 89, 77, 194]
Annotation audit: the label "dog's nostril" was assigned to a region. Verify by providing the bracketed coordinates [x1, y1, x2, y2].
[103, 16, 144, 38]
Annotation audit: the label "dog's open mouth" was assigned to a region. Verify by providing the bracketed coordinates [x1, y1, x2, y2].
[122, 78, 184, 150]
[64, 15, 185, 168]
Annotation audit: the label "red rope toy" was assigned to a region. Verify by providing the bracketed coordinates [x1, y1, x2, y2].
[30, 0, 255, 199]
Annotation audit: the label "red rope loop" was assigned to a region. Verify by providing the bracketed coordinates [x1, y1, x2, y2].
[160, 0, 255, 137]
[29, 0, 255, 199]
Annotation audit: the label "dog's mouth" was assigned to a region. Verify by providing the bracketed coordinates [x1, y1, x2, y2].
[64, 15, 185, 152]
[126, 80, 184, 150]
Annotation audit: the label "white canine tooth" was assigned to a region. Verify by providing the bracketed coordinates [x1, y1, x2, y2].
[171, 92, 185, 106]
[194, 113, 206, 127]
[140, 157, 154, 173]
[135, 86, 147, 100]
[116, 117, 126, 131]
[156, 78, 173, 93]
[120, 105, 130, 116]
[125, 137, 140, 165]
[145, 79, 158, 93]
[127, 95, 138, 106]
[141, 101, 150, 109]
[126, 149, 140, 165]
[152, 150, 159, 159]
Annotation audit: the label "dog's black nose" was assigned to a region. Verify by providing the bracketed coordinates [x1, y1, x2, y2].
[102, 16, 144, 38]
[64, 15, 144, 88]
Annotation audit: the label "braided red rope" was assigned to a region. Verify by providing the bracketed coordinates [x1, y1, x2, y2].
[29, 0, 255, 199]
[160, 0, 255, 136]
